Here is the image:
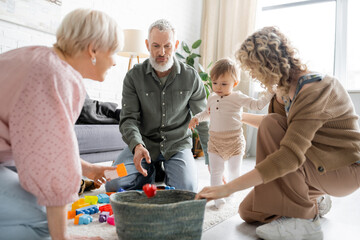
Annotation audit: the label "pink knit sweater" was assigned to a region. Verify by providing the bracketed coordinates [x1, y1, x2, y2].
[0, 46, 86, 206]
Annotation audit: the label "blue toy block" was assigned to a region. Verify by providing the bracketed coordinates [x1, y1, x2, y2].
[76, 205, 99, 215]
[97, 193, 110, 204]
[79, 214, 93, 225]
[117, 188, 126, 192]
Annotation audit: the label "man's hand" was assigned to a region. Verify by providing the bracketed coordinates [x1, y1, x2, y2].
[133, 144, 151, 176]
[188, 117, 199, 131]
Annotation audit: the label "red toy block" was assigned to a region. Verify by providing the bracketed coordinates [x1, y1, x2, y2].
[99, 204, 113, 215]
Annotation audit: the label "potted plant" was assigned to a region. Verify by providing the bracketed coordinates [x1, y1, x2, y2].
[176, 40, 212, 97]
[176, 40, 212, 158]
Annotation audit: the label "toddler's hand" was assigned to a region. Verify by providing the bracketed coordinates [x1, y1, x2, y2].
[188, 117, 199, 130]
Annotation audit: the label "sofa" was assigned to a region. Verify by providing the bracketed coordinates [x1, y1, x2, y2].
[74, 95, 127, 164]
[75, 124, 127, 164]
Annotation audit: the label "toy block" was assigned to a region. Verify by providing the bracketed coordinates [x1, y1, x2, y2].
[104, 163, 128, 180]
[84, 195, 98, 205]
[99, 211, 110, 223]
[79, 214, 93, 225]
[71, 198, 90, 211]
[76, 205, 99, 215]
[117, 188, 125, 192]
[157, 185, 175, 190]
[99, 204, 113, 215]
[67, 210, 76, 219]
[74, 214, 84, 225]
[97, 193, 110, 204]
[116, 163, 128, 177]
[106, 192, 116, 196]
[75, 214, 93, 225]
[107, 215, 115, 225]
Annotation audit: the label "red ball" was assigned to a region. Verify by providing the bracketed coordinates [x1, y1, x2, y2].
[142, 184, 157, 198]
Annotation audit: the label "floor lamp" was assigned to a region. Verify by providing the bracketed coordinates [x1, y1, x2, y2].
[118, 29, 149, 71]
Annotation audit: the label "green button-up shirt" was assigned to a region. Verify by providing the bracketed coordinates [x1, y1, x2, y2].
[120, 57, 209, 163]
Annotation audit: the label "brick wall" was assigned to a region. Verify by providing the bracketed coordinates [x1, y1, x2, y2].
[0, 0, 203, 106]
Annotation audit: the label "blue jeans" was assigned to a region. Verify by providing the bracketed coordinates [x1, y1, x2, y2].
[105, 147, 198, 192]
[0, 166, 50, 240]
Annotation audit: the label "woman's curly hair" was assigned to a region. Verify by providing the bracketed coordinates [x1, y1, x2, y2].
[235, 26, 307, 97]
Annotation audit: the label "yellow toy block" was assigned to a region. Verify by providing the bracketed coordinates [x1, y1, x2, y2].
[84, 195, 98, 205]
[71, 198, 90, 211]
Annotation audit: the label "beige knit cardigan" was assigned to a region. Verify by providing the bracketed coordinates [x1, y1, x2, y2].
[256, 75, 360, 183]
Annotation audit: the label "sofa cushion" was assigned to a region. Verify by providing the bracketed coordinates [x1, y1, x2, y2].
[75, 125, 127, 154]
[80, 150, 123, 164]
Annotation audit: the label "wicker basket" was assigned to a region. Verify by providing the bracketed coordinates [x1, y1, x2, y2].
[110, 190, 206, 240]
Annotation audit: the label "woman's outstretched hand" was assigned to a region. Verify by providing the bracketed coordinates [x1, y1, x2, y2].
[195, 185, 231, 201]
[196, 169, 264, 201]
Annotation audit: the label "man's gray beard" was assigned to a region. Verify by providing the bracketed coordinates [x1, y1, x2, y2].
[149, 56, 174, 73]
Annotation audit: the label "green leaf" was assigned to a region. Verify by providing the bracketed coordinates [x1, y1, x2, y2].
[186, 57, 195, 67]
[207, 61, 213, 69]
[199, 72, 208, 80]
[192, 39, 202, 49]
[188, 53, 200, 59]
[182, 42, 191, 54]
[175, 52, 185, 59]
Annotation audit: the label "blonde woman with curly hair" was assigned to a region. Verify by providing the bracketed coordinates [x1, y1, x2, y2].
[196, 26, 360, 240]
[0, 9, 121, 240]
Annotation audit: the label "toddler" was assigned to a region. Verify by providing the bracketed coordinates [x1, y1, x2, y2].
[189, 58, 273, 208]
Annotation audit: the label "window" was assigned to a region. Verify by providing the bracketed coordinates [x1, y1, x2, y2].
[347, 0, 360, 90]
[256, 0, 359, 90]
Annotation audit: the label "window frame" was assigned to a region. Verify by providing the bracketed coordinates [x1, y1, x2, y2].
[260, 0, 350, 88]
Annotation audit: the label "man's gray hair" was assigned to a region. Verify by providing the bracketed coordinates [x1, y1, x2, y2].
[148, 19, 176, 39]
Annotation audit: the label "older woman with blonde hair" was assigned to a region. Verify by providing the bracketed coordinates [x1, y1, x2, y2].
[196, 26, 360, 240]
[0, 9, 121, 240]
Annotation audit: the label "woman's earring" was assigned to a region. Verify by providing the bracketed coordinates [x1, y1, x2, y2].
[91, 57, 96, 66]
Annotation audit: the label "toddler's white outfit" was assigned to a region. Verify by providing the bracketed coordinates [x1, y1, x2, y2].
[195, 90, 273, 208]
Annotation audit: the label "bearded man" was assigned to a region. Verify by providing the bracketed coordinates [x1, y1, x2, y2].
[105, 19, 209, 192]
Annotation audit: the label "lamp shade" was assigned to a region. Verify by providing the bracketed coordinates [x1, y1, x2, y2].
[118, 29, 149, 58]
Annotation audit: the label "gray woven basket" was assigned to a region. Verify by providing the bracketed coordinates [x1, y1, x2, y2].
[110, 190, 206, 240]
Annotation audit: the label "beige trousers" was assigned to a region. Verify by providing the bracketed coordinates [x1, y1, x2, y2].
[239, 114, 360, 223]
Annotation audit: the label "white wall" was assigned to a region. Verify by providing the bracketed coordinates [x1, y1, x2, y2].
[0, 0, 203, 105]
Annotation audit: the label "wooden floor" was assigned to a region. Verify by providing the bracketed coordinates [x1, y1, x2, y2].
[196, 157, 360, 240]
